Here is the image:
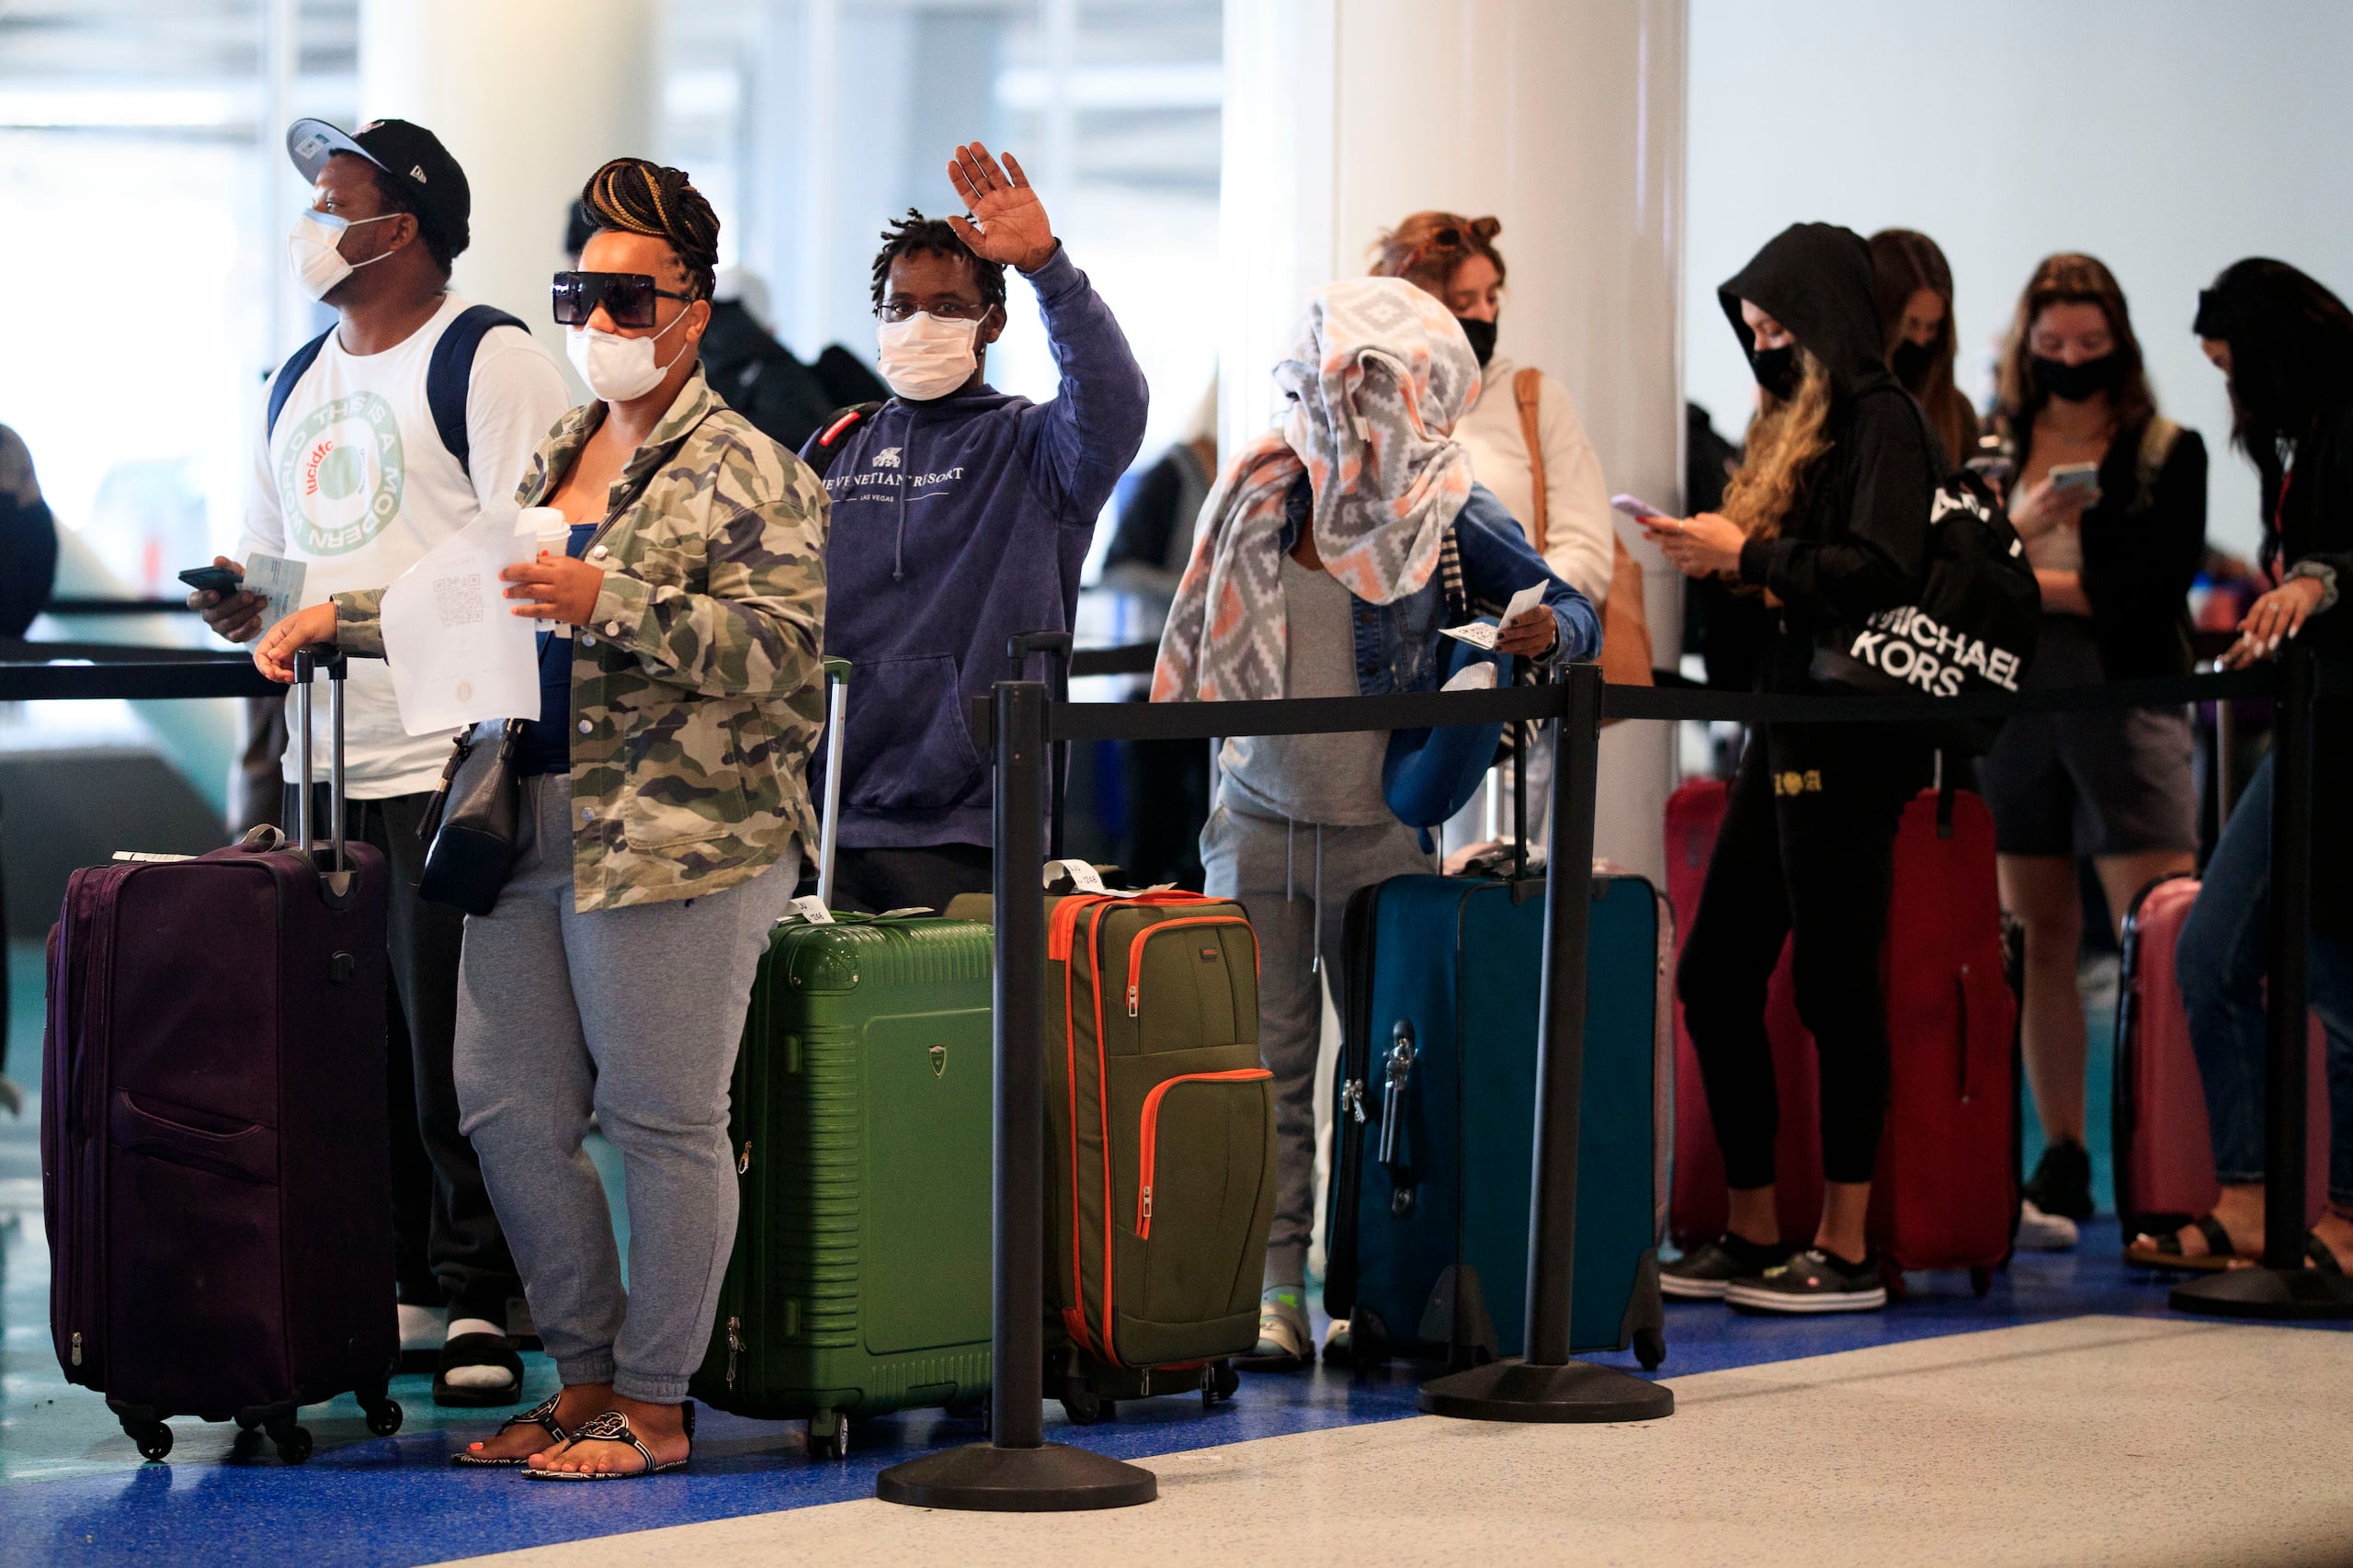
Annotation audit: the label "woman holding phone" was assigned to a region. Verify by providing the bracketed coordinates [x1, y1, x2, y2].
[1976, 255, 2207, 1251]
[256, 158, 829, 1477]
[2129, 257, 2353, 1274]
[1637, 223, 1937, 1314]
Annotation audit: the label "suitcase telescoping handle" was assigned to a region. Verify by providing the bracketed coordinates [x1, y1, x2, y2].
[815, 657, 848, 909]
[1006, 631, 1073, 861]
[290, 642, 348, 876]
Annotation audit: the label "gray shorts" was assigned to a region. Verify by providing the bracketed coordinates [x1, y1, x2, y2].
[1978, 619, 2197, 858]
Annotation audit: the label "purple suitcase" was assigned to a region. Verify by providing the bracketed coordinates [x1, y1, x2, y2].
[41, 649, 403, 1463]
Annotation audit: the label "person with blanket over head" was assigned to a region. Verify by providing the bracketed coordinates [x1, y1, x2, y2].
[1152, 277, 1600, 1372]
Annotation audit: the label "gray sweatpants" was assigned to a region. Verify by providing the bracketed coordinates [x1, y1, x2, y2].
[452, 774, 798, 1403]
[1201, 801, 1431, 1289]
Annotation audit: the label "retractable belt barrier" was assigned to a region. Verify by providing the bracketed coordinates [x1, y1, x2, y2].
[887, 642, 2348, 1512]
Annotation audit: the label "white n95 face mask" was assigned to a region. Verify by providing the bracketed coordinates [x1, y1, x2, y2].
[288, 209, 396, 301]
[876, 312, 981, 402]
[566, 312, 689, 404]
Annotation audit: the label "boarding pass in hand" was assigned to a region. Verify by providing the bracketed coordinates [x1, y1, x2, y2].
[1439, 583, 1547, 650]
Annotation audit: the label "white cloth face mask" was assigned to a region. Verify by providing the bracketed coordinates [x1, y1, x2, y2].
[876, 312, 982, 402]
[288, 209, 397, 301]
[566, 311, 690, 403]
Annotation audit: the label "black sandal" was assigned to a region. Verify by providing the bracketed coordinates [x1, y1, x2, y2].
[2308, 1231, 2347, 1274]
[523, 1404, 695, 1482]
[449, 1392, 568, 1468]
[2124, 1213, 2244, 1273]
[434, 1332, 525, 1408]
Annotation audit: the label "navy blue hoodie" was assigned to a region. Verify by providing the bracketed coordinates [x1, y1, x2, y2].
[820, 245, 1149, 848]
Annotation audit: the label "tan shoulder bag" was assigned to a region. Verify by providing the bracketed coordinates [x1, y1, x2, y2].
[1514, 368, 1651, 695]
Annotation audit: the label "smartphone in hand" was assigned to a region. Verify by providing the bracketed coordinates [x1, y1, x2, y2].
[1610, 493, 1671, 520]
[2046, 461, 2101, 496]
[177, 564, 244, 597]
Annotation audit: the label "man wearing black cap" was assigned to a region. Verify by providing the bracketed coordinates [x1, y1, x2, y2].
[189, 118, 569, 1408]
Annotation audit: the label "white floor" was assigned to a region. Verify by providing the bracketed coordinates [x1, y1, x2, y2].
[439, 1315, 2353, 1568]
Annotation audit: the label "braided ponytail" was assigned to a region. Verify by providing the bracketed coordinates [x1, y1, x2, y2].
[579, 157, 720, 301]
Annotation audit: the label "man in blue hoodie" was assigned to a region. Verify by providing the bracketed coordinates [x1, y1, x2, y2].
[819, 142, 1148, 912]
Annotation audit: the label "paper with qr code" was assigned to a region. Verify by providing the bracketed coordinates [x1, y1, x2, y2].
[378, 515, 540, 735]
[242, 552, 307, 633]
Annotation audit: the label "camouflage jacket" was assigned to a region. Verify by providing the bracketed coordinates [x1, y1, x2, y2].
[335, 367, 829, 912]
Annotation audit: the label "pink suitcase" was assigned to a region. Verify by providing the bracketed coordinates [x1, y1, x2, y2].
[2111, 874, 2327, 1240]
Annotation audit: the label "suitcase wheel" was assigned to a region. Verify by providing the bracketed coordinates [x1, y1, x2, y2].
[1059, 1387, 1107, 1426]
[265, 1416, 313, 1465]
[1633, 1328, 1666, 1372]
[1199, 1361, 1241, 1408]
[1969, 1267, 1995, 1298]
[364, 1396, 404, 1437]
[233, 1411, 263, 1432]
[943, 1392, 989, 1423]
[1345, 1309, 1392, 1375]
[807, 1411, 848, 1460]
[129, 1421, 173, 1462]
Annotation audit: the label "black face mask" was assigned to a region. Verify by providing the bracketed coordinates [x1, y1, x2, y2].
[2034, 352, 2122, 403]
[1750, 345, 1801, 402]
[1456, 315, 1497, 369]
[1891, 337, 1938, 387]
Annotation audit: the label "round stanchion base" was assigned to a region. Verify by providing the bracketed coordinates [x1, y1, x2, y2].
[874, 1441, 1157, 1512]
[2170, 1267, 2353, 1322]
[1417, 1358, 1674, 1424]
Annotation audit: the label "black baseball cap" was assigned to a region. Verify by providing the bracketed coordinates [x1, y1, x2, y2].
[286, 118, 471, 258]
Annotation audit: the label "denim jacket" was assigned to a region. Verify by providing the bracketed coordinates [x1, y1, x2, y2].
[1275, 476, 1602, 693]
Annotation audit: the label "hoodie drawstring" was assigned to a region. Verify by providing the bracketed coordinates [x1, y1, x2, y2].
[1311, 824, 1324, 974]
[891, 408, 909, 583]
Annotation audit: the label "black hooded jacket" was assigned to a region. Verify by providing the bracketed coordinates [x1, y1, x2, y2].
[1719, 222, 1938, 689]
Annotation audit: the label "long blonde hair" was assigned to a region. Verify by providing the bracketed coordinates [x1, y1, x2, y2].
[1720, 347, 1835, 542]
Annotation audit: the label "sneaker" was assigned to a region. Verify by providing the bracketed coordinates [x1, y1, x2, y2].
[1724, 1248, 1887, 1314]
[1661, 1233, 1787, 1300]
[1234, 1285, 1312, 1372]
[2015, 1199, 2081, 1252]
[2023, 1140, 2095, 1222]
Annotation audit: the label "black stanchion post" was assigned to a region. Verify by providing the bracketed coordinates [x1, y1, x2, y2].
[875, 680, 1158, 1508]
[2172, 642, 2353, 1320]
[1418, 663, 1676, 1421]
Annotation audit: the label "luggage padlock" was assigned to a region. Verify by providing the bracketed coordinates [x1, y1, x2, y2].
[1341, 1079, 1366, 1124]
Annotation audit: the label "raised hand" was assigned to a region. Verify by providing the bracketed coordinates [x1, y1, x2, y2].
[945, 142, 1057, 274]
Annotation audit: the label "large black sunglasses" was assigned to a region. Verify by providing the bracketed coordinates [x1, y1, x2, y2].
[551, 270, 694, 329]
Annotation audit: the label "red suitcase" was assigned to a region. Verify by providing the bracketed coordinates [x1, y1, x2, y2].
[1666, 778, 2018, 1290]
[2111, 874, 2327, 1243]
[41, 651, 403, 1463]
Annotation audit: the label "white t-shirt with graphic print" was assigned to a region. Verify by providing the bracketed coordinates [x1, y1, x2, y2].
[237, 293, 573, 798]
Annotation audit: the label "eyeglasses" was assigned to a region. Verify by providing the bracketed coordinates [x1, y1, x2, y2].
[551, 270, 694, 329]
[874, 299, 995, 324]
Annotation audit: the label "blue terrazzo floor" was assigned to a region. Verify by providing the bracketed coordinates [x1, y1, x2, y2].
[2, 944, 2336, 1568]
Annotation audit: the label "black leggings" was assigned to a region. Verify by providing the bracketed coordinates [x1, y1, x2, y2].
[1677, 723, 1930, 1189]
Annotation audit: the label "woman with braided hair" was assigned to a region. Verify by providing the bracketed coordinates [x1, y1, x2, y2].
[259, 155, 831, 1478]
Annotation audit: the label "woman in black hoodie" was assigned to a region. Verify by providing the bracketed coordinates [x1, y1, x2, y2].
[1637, 223, 1937, 1313]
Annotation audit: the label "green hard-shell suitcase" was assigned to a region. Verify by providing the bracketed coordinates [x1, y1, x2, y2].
[688, 662, 995, 1460]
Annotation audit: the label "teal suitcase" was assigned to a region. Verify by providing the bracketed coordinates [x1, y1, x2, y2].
[1322, 869, 1671, 1371]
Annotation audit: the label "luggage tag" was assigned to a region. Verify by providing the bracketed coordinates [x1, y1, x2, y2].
[783, 895, 834, 925]
[1043, 859, 1176, 899]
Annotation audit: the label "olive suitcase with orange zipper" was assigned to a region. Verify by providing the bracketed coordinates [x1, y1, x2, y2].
[1041, 887, 1276, 1421]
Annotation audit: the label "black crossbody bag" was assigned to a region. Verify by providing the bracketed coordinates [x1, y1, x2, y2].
[415, 718, 527, 916]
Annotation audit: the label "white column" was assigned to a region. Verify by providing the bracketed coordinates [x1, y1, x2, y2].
[1221, 0, 1688, 882]
[358, 0, 658, 388]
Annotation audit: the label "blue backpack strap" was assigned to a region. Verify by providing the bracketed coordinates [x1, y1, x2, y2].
[265, 327, 335, 440]
[426, 305, 530, 480]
